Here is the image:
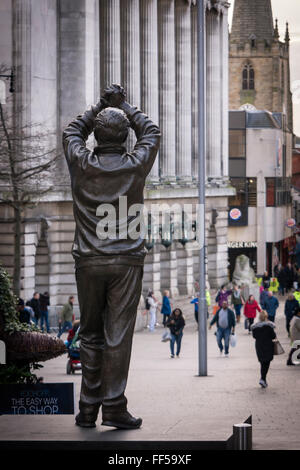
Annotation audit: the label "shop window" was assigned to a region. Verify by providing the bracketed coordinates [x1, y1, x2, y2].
[229, 130, 246, 158]
[266, 177, 291, 207]
[247, 178, 257, 207]
[229, 178, 247, 206]
[266, 178, 275, 207]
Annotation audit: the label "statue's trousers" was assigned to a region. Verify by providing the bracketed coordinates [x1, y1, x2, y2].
[75, 264, 143, 412]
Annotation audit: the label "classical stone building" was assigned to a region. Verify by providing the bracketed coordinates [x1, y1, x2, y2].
[0, 0, 234, 315]
[228, 0, 294, 275]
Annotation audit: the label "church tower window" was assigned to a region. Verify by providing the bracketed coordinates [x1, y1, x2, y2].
[242, 64, 255, 90]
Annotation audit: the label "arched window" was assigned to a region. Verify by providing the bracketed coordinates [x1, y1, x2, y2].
[242, 64, 255, 90]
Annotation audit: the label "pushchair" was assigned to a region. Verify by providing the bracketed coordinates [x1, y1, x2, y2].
[65, 321, 81, 374]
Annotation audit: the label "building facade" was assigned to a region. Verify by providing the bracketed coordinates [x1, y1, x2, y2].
[0, 0, 234, 315]
[228, 0, 294, 276]
[228, 108, 293, 277]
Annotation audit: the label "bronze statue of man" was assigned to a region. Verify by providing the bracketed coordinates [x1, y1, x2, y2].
[63, 85, 160, 429]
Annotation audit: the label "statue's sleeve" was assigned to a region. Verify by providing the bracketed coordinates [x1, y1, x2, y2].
[62, 103, 102, 167]
[126, 105, 161, 177]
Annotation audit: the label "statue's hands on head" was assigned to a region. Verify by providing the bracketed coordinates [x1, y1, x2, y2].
[102, 84, 126, 108]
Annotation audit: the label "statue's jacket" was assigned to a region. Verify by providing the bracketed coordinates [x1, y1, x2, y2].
[63, 104, 160, 268]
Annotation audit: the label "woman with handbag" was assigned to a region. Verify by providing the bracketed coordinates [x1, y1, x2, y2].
[166, 308, 185, 358]
[251, 310, 276, 388]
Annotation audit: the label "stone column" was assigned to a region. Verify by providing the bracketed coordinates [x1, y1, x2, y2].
[13, 0, 32, 127]
[143, 245, 161, 298]
[121, 0, 140, 150]
[191, 3, 198, 180]
[140, 0, 160, 182]
[177, 244, 194, 295]
[257, 171, 267, 273]
[221, 8, 229, 179]
[99, 0, 121, 88]
[175, 0, 192, 181]
[206, 9, 222, 179]
[59, 0, 99, 123]
[160, 247, 179, 297]
[158, 0, 176, 182]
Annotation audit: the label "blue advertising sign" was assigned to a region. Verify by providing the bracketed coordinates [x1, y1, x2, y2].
[0, 383, 74, 415]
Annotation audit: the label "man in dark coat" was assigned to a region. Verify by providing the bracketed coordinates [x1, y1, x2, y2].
[251, 311, 276, 388]
[40, 291, 50, 333]
[284, 263, 295, 292]
[284, 294, 299, 336]
[277, 265, 286, 296]
[29, 292, 41, 326]
[63, 84, 160, 429]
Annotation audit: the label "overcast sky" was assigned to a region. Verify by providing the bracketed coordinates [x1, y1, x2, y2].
[228, 0, 300, 136]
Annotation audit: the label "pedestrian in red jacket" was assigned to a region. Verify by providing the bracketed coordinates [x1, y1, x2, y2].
[244, 295, 261, 333]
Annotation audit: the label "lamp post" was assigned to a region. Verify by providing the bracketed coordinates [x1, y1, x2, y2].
[0, 68, 15, 95]
[197, 0, 207, 377]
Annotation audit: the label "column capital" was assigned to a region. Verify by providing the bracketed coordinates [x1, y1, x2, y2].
[205, 0, 230, 14]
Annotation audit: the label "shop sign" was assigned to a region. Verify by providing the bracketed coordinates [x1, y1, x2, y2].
[0, 383, 75, 415]
[286, 218, 296, 228]
[229, 208, 242, 220]
[227, 241, 258, 248]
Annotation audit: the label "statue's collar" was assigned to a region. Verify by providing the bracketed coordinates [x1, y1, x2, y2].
[94, 144, 126, 155]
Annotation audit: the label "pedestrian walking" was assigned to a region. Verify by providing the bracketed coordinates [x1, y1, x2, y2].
[262, 271, 271, 289]
[209, 301, 236, 357]
[264, 291, 279, 322]
[29, 292, 41, 326]
[244, 295, 261, 333]
[191, 289, 210, 326]
[215, 284, 232, 308]
[287, 306, 300, 366]
[251, 310, 276, 388]
[146, 290, 158, 332]
[166, 308, 185, 358]
[161, 290, 172, 327]
[40, 291, 50, 333]
[284, 262, 295, 293]
[57, 296, 74, 338]
[277, 264, 286, 296]
[231, 284, 245, 323]
[259, 286, 269, 309]
[273, 263, 280, 278]
[191, 294, 199, 324]
[284, 293, 299, 336]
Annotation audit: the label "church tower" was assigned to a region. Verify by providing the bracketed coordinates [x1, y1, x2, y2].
[229, 0, 293, 132]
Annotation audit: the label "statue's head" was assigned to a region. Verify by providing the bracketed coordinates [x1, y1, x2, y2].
[94, 107, 130, 145]
[237, 254, 249, 270]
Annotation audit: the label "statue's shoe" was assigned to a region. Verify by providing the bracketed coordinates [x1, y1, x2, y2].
[75, 411, 97, 428]
[102, 410, 142, 430]
[75, 403, 100, 428]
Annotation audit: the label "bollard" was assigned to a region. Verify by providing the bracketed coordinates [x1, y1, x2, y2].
[232, 423, 252, 450]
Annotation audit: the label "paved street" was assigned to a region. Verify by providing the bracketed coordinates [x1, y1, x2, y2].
[0, 296, 299, 450]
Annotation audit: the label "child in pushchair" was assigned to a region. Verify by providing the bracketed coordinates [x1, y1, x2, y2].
[65, 320, 81, 374]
